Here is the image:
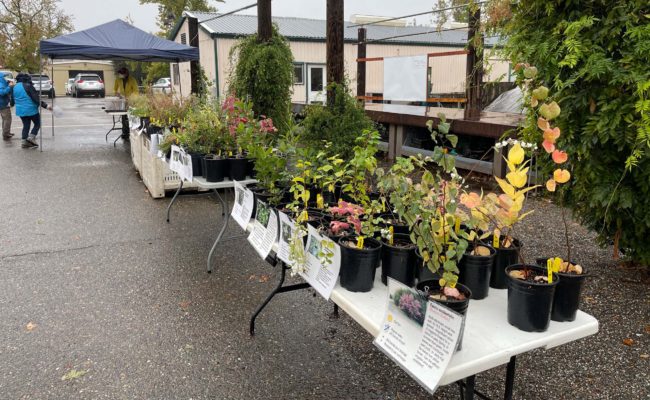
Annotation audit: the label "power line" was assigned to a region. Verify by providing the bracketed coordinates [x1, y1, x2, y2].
[198, 3, 258, 25]
[347, 1, 488, 28]
[365, 26, 470, 44]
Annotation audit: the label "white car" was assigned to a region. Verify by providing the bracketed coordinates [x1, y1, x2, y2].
[65, 78, 75, 95]
[152, 77, 172, 94]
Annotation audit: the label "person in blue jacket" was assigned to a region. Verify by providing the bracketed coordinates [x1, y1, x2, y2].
[0, 71, 14, 140]
[13, 73, 51, 148]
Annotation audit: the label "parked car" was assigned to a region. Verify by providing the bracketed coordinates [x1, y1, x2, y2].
[29, 74, 55, 98]
[65, 78, 75, 96]
[72, 73, 105, 98]
[0, 70, 15, 84]
[152, 77, 172, 94]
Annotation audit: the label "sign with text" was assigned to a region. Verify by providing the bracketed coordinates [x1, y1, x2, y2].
[277, 211, 296, 266]
[374, 278, 463, 394]
[169, 145, 193, 182]
[300, 224, 341, 300]
[247, 199, 279, 259]
[231, 180, 255, 230]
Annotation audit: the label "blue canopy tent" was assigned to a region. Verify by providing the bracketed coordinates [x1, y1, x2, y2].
[37, 19, 199, 148]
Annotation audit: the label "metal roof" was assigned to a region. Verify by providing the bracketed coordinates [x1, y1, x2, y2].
[184, 11, 497, 47]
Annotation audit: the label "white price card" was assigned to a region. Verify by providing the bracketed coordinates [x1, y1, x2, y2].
[247, 199, 279, 259]
[299, 224, 341, 300]
[277, 212, 296, 266]
[374, 278, 463, 394]
[231, 180, 255, 230]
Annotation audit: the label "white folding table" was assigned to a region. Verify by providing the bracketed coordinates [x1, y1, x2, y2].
[166, 176, 257, 273]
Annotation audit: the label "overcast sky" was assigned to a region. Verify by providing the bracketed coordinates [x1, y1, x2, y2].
[58, 0, 436, 33]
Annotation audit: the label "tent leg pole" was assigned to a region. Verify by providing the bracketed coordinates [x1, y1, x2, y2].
[51, 60, 54, 137]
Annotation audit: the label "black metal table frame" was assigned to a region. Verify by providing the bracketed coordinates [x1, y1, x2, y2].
[105, 112, 127, 147]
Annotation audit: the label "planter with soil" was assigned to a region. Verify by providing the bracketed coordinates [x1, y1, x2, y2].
[490, 236, 522, 289]
[228, 156, 249, 181]
[203, 155, 229, 183]
[416, 280, 472, 350]
[381, 233, 417, 287]
[338, 236, 382, 293]
[506, 264, 559, 332]
[458, 243, 496, 300]
[536, 257, 588, 322]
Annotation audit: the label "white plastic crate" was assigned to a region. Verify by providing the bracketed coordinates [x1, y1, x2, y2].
[139, 136, 198, 198]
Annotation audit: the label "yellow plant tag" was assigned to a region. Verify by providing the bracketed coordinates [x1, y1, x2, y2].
[547, 259, 553, 283]
[356, 236, 364, 249]
[316, 193, 324, 209]
[493, 232, 500, 249]
[228, 151, 233, 157]
[454, 217, 461, 234]
[388, 226, 394, 245]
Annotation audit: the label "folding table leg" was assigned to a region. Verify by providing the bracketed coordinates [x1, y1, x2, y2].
[166, 180, 184, 223]
[504, 356, 516, 400]
[250, 263, 286, 336]
[465, 375, 476, 400]
[207, 188, 229, 273]
[105, 115, 116, 142]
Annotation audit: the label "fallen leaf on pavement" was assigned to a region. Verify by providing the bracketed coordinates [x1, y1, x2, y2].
[248, 274, 257, 281]
[62, 369, 87, 381]
[640, 354, 649, 359]
[179, 300, 191, 309]
[645, 325, 650, 334]
[623, 338, 634, 346]
[26, 322, 37, 332]
[258, 274, 271, 283]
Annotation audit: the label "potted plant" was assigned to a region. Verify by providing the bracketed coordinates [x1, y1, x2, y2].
[519, 64, 587, 322]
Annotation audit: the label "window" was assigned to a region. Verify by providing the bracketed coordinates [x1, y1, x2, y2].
[180, 33, 187, 45]
[293, 63, 304, 85]
[173, 64, 180, 84]
[310, 67, 323, 92]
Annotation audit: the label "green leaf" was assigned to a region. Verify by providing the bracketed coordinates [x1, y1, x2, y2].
[62, 369, 87, 381]
[447, 134, 458, 148]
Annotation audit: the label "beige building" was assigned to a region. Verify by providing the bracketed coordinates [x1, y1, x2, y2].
[169, 12, 511, 103]
[47, 60, 116, 96]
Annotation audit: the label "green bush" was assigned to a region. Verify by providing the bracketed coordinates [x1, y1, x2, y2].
[496, 1, 650, 265]
[301, 82, 373, 160]
[228, 25, 293, 133]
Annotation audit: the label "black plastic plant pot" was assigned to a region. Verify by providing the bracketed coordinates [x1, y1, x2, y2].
[458, 244, 496, 300]
[490, 237, 522, 289]
[379, 213, 409, 235]
[204, 156, 229, 183]
[229, 157, 248, 181]
[201, 157, 208, 179]
[338, 236, 382, 293]
[252, 189, 272, 205]
[189, 153, 203, 177]
[246, 158, 256, 178]
[535, 257, 588, 322]
[506, 264, 559, 332]
[381, 234, 417, 287]
[416, 280, 472, 351]
[415, 249, 437, 283]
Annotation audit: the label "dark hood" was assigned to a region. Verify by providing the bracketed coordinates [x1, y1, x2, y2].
[15, 73, 32, 84]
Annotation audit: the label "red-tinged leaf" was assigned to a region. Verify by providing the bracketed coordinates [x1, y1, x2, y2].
[542, 140, 555, 153]
[552, 150, 568, 164]
[537, 117, 550, 131]
[543, 127, 561, 143]
[623, 338, 634, 346]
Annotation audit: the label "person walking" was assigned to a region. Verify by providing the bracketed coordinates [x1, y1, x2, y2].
[0, 71, 14, 140]
[114, 67, 138, 140]
[13, 73, 51, 148]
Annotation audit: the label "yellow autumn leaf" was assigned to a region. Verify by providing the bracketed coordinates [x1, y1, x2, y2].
[546, 179, 557, 192]
[553, 169, 571, 183]
[495, 176, 516, 198]
[507, 143, 525, 165]
[506, 170, 527, 188]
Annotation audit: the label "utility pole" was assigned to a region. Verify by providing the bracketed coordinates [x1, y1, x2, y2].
[326, 0, 344, 106]
[464, 5, 482, 121]
[356, 27, 367, 101]
[258, 0, 272, 42]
